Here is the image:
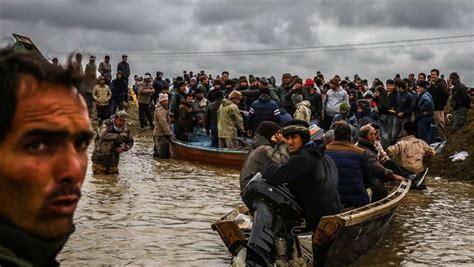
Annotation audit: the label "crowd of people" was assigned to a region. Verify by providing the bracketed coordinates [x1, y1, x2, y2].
[1, 44, 473, 266]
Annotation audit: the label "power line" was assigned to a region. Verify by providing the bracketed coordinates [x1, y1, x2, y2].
[45, 34, 474, 57]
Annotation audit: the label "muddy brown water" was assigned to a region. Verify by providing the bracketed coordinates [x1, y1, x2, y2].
[59, 134, 474, 266]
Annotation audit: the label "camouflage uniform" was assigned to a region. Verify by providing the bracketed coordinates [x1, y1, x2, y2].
[91, 119, 134, 174]
[386, 135, 435, 174]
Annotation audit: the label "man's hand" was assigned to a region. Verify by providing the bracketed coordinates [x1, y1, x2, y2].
[116, 146, 125, 153]
[397, 112, 404, 118]
[391, 173, 405, 181]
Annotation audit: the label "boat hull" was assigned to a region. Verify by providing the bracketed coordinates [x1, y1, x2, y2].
[169, 138, 247, 170]
[212, 180, 411, 266]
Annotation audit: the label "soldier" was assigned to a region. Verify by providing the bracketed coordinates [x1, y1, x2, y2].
[91, 110, 134, 174]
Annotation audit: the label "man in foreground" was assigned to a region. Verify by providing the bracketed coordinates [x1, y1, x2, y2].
[262, 120, 341, 231]
[0, 47, 93, 266]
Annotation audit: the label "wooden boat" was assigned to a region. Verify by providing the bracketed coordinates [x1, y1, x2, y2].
[212, 179, 411, 266]
[169, 137, 248, 170]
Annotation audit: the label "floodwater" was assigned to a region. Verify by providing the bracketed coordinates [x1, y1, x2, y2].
[59, 134, 474, 266]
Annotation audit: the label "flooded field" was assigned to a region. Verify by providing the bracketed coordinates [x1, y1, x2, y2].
[59, 134, 474, 266]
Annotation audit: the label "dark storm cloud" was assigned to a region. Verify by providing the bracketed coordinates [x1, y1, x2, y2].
[0, 1, 165, 34]
[318, 0, 473, 29]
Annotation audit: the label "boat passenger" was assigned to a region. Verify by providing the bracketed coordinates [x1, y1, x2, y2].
[248, 87, 281, 135]
[92, 110, 134, 174]
[357, 125, 405, 202]
[177, 93, 195, 142]
[169, 81, 187, 134]
[325, 121, 371, 208]
[239, 121, 289, 192]
[153, 93, 173, 159]
[205, 90, 225, 147]
[262, 120, 341, 231]
[217, 90, 244, 149]
[191, 87, 209, 128]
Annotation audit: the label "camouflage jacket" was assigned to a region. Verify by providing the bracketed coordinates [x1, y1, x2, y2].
[91, 119, 134, 167]
[387, 135, 435, 174]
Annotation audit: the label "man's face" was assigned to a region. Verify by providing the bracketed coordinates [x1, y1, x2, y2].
[99, 79, 105, 85]
[222, 73, 229, 81]
[386, 83, 394, 92]
[294, 83, 302, 89]
[283, 77, 291, 84]
[122, 56, 128, 62]
[285, 133, 303, 153]
[430, 71, 438, 82]
[416, 85, 424, 95]
[203, 78, 209, 85]
[214, 84, 221, 90]
[240, 81, 248, 88]
[90, 58, 95, 64]
[113, 117, 126, 129]
[367, 127, 377, 142]
[251, 81, 259, 88]
[76, 55, 82, 62]
[105, 57, 110, 63]
[231, 97, 241, 105]
[418, 75, 425, 81]
[0, 76, 92, 239]
[161, 100, 169, 108]
[196, 92, 204, 100]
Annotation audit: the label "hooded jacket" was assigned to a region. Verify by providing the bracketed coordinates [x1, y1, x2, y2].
[415, 90, 434, 119]
[92, 84, 112, 106]
[451, 80, 471, 110]
[293, 100, 312, 123]
[262, 142, 342, 231]
[239, 135, 289, 191]
[248, 94, 280, 131]
[217, 98, 244, 139]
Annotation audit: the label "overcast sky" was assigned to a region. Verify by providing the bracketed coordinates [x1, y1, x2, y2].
[1, 0, 473, 85]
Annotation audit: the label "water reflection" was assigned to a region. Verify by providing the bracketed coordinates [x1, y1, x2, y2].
[59, 138, 474, 266]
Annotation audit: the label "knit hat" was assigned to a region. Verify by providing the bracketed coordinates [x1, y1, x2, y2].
[282, 73, 292, 80]
[259, 77, 269, 85]
[228, 90, 242, 100]
[304, 78, 315, 87]
[281, 120, 310, 144]
[292, 94, 303, 106]
[257, 121, 280, 143]
[339, 101, 350, 113]
[293, 77, 303, 85]
[239, 76, 248, 83]
[158, 93, 169, 103]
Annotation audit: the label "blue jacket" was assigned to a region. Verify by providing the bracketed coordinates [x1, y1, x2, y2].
[395, 91, 414, 119]
[248, 94, 280, 131]
[415, 90, 434, 119]
[325, 141, 371, 208]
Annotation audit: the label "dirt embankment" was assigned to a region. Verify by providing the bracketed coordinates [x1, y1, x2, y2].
[428, 111, 474, 183]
